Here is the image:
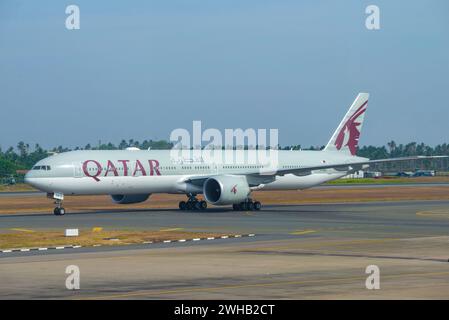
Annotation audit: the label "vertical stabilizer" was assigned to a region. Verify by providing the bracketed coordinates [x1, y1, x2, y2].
[324, 93, 369, 156]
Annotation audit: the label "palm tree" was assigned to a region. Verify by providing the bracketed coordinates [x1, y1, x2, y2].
[387, 140, 396, 156]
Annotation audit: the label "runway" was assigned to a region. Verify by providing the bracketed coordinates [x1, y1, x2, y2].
[1, 200, 449, 299]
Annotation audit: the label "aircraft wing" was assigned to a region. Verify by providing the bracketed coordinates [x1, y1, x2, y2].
[262, 155, 448, 177]
[183, 155, 447, 186]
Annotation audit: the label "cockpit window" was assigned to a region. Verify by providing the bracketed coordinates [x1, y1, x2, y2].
[32, 165, 51, 170]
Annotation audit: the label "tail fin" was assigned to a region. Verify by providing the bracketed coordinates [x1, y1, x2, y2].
[324, 93, 369, 156]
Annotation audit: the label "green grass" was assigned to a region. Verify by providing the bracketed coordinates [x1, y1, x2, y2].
[325, 178, 415, 185]
[0, 183, 37, 192]
[0, 229, 224, 250]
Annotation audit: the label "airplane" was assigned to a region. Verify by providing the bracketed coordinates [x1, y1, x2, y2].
[24, 93, 446, 215]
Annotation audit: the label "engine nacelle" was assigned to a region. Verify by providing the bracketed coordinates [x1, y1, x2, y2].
[110, 194, 150, 204]
[203, 175, 250, 205]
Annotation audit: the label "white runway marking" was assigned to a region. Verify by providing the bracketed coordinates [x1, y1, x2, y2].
[0, 234, 257, 255]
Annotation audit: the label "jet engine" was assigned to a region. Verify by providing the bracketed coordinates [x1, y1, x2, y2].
[110, 194, 150, 204]
[203, 175, 250, 205]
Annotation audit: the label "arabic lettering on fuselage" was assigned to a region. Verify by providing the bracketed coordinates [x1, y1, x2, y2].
[170, 156, 205, 165]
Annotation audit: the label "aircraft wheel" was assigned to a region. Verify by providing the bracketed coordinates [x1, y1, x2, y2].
[186, 201, 193, 210]
[247, 201, 255, 211]
[179, 201, 187, 210]
[54, 207, 65, 215]
[194, 201, 202, 210]
[254, 201, 262, 211]
[232, 204, 239, 211]
[200, 201, 207, 210]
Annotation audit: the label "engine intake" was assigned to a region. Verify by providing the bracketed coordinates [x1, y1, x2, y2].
[110, 194, 150, 204]
[203, 175, 250, 205]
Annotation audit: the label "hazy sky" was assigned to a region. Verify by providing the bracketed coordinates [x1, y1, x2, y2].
[1, 0, 448, 150]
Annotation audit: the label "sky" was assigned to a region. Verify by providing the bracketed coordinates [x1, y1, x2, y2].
[0, 0, 448, 150]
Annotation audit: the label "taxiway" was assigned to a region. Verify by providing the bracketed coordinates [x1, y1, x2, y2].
[1, 200, 449, 299]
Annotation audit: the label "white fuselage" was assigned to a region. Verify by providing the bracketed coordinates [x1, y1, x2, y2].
[25, 149, 367, 196]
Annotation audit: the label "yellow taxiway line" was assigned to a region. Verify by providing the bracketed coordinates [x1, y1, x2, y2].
[9, 228, 35, 233]
[289, 230, 317, 236]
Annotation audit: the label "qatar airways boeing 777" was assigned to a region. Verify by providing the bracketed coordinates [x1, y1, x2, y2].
[25, 93, 444, 215]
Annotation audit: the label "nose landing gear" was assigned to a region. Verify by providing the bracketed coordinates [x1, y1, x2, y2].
[48, 192, 66, 216]
[54, 206, 66, 216]
[179, 194, 207, 211]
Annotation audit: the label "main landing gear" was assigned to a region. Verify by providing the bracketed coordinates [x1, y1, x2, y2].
[48, 192, 66, 216]
[179, 194, 207, 211]
[232, 199, 262, 211]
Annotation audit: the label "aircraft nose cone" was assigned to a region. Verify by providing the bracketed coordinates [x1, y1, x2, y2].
[24, 170, 37, 187]
[24, 171, 31, 184]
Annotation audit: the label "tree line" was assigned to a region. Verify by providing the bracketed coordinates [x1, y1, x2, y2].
[1, 140, 448, 177]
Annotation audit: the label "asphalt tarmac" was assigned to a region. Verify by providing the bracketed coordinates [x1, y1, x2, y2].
[1, 200, 449, 299]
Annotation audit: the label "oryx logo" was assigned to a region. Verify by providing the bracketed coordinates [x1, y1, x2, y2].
[335, 100, 367, 155]
[231, 185, 237, 194]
